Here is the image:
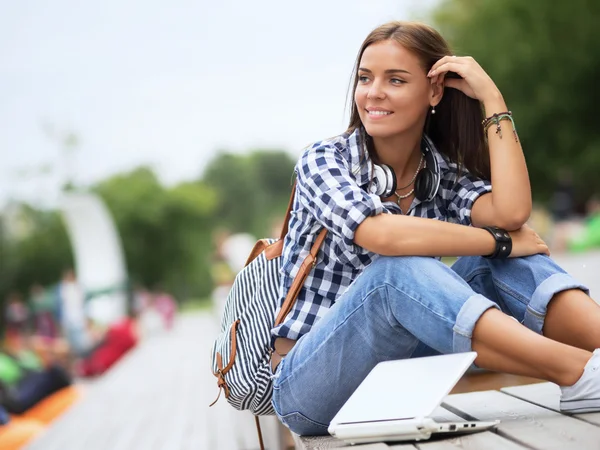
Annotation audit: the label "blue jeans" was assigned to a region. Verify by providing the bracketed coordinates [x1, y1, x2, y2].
[271, 254, 588, 436]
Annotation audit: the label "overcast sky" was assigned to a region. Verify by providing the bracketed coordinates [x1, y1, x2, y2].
[1, 0, 439, 208]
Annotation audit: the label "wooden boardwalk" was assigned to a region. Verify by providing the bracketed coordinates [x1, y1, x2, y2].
[26, 313, 282, 450]
[25, 250, 600, 449]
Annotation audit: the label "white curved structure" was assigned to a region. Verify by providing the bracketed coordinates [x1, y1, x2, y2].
[60, 192, 128, 324]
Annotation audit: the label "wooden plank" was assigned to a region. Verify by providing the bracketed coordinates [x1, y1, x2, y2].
[415, 432, 525, 450]
[414, 407, 526, 450]
[292, 429, 418, 449]
[443, 390, 600, 449]
[292, 434, 358, 449]
[293, 407, 481, 450]
[429, 406, 468, 423]
[501, 382, 600, 427]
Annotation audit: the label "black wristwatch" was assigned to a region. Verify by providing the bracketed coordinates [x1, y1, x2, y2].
[482, 226, 512, 259]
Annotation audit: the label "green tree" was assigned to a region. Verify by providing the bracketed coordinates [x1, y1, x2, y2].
[202, 150, 296, 237]
[0, 206, 73, 307]
[94, 167, 217, 300]
[433, 0, 600, 204]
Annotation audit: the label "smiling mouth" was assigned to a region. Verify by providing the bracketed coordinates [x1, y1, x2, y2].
[366, 109, 393, 116]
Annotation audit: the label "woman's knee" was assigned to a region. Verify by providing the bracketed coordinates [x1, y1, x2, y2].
[496, 254, 563, 273]
[370, 255, 444, 278]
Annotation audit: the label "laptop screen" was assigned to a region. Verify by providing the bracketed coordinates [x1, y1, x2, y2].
[330, 352, 476, 425]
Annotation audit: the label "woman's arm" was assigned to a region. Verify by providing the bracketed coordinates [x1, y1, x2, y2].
[354, 213, 547, 258]
[428, 57, 532, 230]
[470, 93, 532, 230]
[355, 214, 494, 256]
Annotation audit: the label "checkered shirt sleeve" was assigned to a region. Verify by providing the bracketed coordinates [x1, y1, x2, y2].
[443, 165, 492, 226]
[295, 142, 386, 252]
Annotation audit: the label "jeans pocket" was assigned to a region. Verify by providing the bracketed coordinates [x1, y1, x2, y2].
[277, 410, 330, 436]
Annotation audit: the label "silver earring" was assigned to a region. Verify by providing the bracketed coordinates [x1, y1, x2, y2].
[431, 106, 436, 114]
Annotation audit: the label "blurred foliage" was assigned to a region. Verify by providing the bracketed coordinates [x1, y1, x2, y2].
[203, 150, 296, 236]
[0, 207, 73, 297]
[1, 150, 297, 313]
[92, 167, 217, 301]
[433, 0, 600, 206]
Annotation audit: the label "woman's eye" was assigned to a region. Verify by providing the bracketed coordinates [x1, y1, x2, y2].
[391, 78, 406, 85]
[358, 76, 370, 83]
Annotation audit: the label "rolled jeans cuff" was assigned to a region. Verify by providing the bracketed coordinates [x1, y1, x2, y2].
[525, 273, 589, 334]
[453, 294, 500, 353]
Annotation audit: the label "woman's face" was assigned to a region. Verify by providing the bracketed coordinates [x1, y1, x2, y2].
[354, 40, 433, 139]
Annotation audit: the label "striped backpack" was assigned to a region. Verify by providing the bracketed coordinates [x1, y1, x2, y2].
[210, 184, 326, 416]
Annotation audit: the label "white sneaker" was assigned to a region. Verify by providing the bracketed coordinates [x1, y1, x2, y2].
[560, 349, 600, 414]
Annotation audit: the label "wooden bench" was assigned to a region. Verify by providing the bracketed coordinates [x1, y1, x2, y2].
[292, 381, 600, 449]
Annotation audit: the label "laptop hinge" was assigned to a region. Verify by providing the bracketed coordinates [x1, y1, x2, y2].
[340, 418, 412, 426]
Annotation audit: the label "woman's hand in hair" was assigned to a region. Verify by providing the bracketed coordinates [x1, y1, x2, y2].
[427, 55, 501, 105]
[508, 224, 550, 258]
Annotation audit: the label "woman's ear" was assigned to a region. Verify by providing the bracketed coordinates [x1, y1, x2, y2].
[430, 77, 444, 108]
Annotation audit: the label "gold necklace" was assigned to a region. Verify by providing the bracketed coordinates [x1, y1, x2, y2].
[394, 154, 424, 206]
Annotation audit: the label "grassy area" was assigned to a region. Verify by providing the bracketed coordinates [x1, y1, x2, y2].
[179, 298, 213, 314]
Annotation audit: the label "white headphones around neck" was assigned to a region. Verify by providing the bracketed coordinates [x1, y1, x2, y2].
[367, 134, 440, 202]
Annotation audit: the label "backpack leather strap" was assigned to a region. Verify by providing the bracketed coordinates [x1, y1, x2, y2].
[274, 228, 327, 326]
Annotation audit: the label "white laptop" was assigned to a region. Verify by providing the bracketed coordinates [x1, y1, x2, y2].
[328, 352, 499, 444]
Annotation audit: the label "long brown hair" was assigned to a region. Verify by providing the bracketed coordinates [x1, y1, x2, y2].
[347, 21, 490, 180]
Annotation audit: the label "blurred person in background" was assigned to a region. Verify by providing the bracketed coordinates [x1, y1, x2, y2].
[135, 287, 178, 337]
[29, 284, 59, 341]
[58, 269, 92, 357]
[135, 286, 178, 334]
[74, 314, 138, 377]
[28, 284, 69, 368]
[132, 285, 151, 317]
[72, 291, 140, 377]
[152, 286, 177, 331]
[4, 292, 30, 351]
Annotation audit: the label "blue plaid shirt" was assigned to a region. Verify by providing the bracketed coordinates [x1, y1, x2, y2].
[271, 128, 492, 341]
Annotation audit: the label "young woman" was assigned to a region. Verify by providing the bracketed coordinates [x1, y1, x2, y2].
[269, 21, 600, 436]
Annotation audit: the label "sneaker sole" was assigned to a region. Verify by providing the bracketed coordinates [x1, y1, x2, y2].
[560, 398, 600, 414]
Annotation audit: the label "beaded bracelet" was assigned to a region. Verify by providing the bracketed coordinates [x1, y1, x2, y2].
[482, 111, 519, 142]
[482, 111, 512, 128]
